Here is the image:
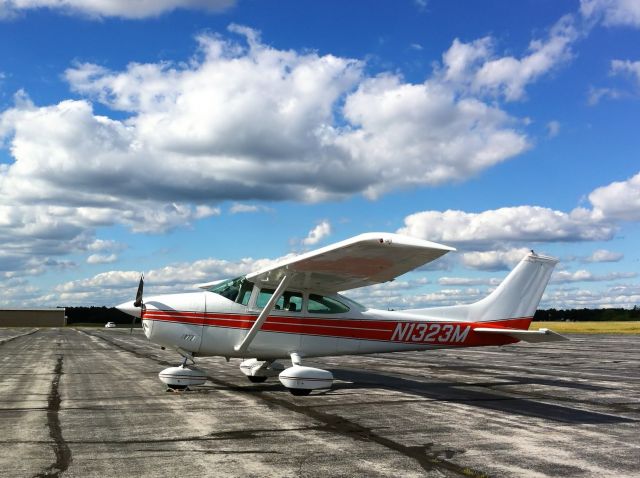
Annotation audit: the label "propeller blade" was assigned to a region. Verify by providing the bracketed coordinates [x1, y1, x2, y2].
[133, 274, 144, 307]
[131, 273, 144, 334]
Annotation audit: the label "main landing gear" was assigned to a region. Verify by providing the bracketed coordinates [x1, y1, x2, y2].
[240, 354, 334, 395]
[158, 352, 335, 396]
[159, 351, 206, 392]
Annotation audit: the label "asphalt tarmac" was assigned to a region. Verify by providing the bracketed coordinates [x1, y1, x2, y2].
[1, 327, 638, 477]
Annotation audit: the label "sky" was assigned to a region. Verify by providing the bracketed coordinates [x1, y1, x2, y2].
[0, 0, 639, 310]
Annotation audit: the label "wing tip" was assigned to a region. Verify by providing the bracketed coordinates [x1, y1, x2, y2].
[361, 232, 455, 252]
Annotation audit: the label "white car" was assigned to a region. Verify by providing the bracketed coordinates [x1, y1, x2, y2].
[105, 322, 117, 328]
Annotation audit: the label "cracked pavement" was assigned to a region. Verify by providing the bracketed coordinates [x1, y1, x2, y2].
[1, 327, 638, 477]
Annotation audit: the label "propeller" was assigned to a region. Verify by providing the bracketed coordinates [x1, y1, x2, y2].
[130, 273, 144, 334]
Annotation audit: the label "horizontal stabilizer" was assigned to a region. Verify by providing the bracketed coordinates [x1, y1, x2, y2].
[474, 327, 568, 343]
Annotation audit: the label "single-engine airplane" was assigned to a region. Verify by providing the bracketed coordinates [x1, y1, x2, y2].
[117, 233, 567, 395]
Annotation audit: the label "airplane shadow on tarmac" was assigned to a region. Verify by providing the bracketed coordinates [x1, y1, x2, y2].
[323, 368, 635, 425]
[193, 366, 633, 425]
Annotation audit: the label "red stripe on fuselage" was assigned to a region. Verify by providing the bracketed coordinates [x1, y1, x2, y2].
[142, 309, 532, 347]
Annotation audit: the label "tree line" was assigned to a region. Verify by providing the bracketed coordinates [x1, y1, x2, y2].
[534, 307, 640, 322]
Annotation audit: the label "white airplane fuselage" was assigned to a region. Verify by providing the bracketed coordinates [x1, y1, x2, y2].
[134, 290, 526, 360]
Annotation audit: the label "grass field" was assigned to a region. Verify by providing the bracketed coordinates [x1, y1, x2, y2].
[530, 321, 640, 334]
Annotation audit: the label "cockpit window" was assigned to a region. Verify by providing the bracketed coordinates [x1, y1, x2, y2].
[208, 276, 252, 305]
[307, 294, 350, 314]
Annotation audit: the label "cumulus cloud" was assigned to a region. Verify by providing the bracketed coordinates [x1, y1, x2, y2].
[398, 206, 614, 248]
[1, 17, 637, 306]
[588, 59, 640, 104]
[541, 285, 640, 309]
[0, 24, 555, 285]
[551, 269, 637, 283]
[228, 203, 272, 214]
[460, 248, 533, 271]
[589, 171, 640, 221]
[611, 59, 640, 91]
[440, 15, 579, 101]
[43, 27, 530, 200]
[437, 276, 500, 286]
[398, 171, 640, 278]
[0, 0, 235, 20]
[87, 253, 118, 264]
[338, 75, 529, 198]
[581, 0, 640, 28]
[407, 288, 486, 309]
[0, 1, 635, 312]
[584, 249, 623, 262]
[588, 86, 622, 105]
[302, 220, 332, 246]
[399, 170, 640, 253]
[87, 239, 125, 252]
[348, 281, 483, 310]
[40, 254, 287, 306]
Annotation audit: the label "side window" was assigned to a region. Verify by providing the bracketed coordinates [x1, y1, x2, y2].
[257, 289, 303, 312]
[282, 291, 303, 312]
[307, 294, 350, 314]
[257, 289, 277, 308]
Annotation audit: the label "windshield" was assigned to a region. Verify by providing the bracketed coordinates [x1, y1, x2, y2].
[208, 276, 253, 305]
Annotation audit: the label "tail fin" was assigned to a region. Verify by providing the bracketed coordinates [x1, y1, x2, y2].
[405, 253, 558, 324]
[470, 253, 558, 322]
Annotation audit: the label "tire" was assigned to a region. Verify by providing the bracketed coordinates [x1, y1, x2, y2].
[247, 376, 268, 383]
[289, 388, 312, 396]
[166, 384, 188, 391]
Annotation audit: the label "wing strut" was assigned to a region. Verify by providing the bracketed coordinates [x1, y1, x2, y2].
[234, 273, 292, 354]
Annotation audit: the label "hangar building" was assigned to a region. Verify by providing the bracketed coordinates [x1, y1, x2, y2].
[0, 309, 66, 327]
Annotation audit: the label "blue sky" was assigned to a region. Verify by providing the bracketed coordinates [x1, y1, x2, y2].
[0, 0, 639, 309]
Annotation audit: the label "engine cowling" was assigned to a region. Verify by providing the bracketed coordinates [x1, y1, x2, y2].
[279, 365, 333, 393]
[159, 366, 207, 389]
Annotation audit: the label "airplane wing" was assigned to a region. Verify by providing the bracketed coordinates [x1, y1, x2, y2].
[246, 232, 454, 293]
[474, 327, 568, 343]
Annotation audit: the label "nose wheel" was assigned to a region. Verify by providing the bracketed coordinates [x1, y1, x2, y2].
[158, 350, 206, 391]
